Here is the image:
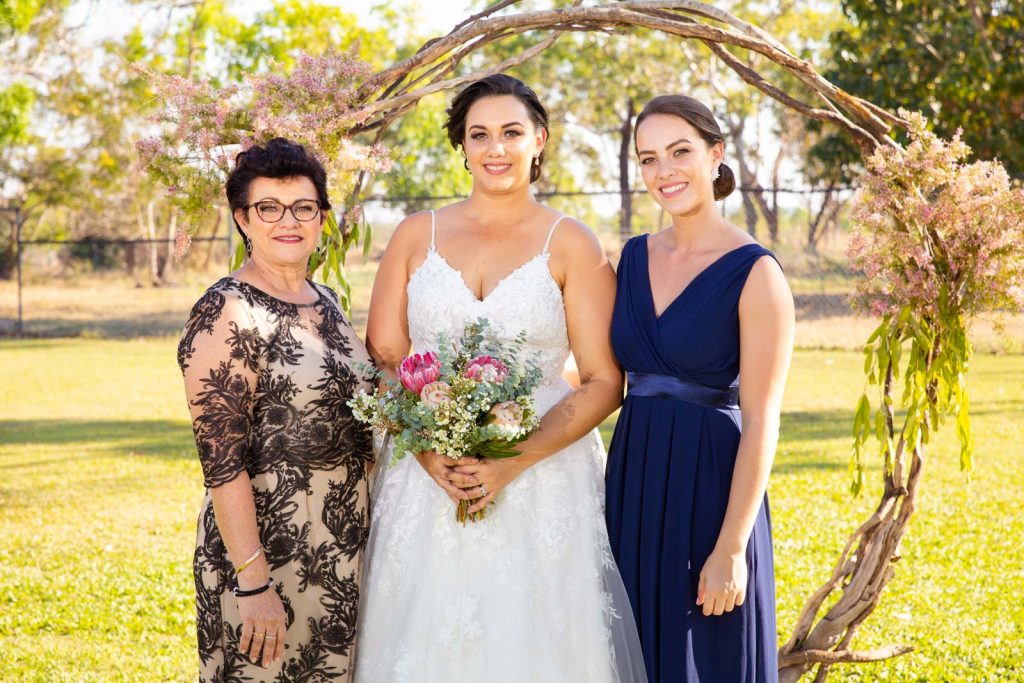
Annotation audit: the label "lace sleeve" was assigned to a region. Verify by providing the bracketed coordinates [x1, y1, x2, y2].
[179, 290, 262, 488]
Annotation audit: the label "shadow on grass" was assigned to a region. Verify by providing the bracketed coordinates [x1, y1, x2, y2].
[19, 312, 187, 339]
[0, 419, 194, 460]
[0, 338, 78, 350]
[780, 409, 852, 442]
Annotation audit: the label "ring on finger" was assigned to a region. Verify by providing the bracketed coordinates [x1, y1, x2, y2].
[479, 483, 488, 496]
[266, 633, 277, 640]
[253, 632, 266, 640]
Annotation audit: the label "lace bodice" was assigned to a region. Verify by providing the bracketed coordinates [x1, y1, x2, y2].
[406, 211, 570, 404]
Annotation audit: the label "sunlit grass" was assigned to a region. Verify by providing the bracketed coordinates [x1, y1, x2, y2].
[0, 340, 1022, 680]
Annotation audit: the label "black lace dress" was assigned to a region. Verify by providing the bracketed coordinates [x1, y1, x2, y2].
[178, 277, 373, 682]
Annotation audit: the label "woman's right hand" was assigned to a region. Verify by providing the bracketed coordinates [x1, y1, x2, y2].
[237, 578, 287, 667]
[414, 450, 469, 503]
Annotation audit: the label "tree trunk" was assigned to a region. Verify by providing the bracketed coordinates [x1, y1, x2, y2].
[751, 188, 778, 246]
[740, 186, 759, 237]
[767, 144, 784, 244]
[139, 200, 161, 285]
[618, 97, 635, 242]
[727, 117, 760, 238]
[156, 209, 176, 281]
[806, 182, 837, 253]
[202, 210, 223, 270]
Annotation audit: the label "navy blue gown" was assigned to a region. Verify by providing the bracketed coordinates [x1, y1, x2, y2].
[606, 234, 779, 683]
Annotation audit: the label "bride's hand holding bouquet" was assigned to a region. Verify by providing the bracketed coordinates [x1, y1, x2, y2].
[349, 320, 542, 523]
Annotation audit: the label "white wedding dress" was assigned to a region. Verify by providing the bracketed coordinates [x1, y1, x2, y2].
[354, 212, 646, 683]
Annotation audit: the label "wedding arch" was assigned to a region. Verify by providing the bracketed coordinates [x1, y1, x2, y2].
[144, 2, 1024, 681]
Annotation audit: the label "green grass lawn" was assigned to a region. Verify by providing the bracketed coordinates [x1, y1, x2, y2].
[1, 339, 1022, 681]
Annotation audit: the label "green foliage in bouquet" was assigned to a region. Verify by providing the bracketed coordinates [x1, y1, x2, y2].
[349, 319, 544, 467]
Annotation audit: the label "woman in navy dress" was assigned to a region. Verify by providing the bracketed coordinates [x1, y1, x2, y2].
[606, 95, 794, 682]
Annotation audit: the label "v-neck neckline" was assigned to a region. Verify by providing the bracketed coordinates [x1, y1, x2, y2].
[428, 248, 551, 304]
[642, 235, 758, 322]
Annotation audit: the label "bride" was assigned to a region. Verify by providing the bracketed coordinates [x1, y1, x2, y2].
[355, 74, 645, 683]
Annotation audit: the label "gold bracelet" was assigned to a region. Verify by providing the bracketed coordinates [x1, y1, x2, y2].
[234, 546, 264, 576]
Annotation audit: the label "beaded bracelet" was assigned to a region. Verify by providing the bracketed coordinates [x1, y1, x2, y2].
[232, 578, 274, 598]
[234, 547, 264, 576]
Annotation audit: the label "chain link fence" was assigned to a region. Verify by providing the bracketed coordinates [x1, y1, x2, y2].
[9, 189, 1016, 351]
[1, 228, 233, 338]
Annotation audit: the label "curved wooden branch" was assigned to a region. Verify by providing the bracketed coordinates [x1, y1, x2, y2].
[354, 33, 560, 130]
[352, 2, 902, 154]
[700, 40, 885, 152]
[779, 645, 914, 669]
[779, 493, 899, 656]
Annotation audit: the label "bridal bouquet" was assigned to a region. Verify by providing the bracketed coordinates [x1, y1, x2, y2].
[349, 319, 543, 523]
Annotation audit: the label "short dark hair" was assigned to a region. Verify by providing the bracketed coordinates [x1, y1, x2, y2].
[634, 95, 736, 200]
[225, 137, 331, 240]
[444, 74, 549, 183]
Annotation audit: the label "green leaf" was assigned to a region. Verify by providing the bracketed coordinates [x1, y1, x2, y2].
[849, 444, 865, 497]
[865, 322, 884, 345]
[474, 438, 527, 460]
[230, 240, 246, 271]
[853, 394, 870, 439]
[362, 219, 373, 260]
[875, 408, 887, 443]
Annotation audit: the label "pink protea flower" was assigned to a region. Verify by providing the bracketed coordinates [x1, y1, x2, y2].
[419, 381, 451, 409]
[398, 352, 441, 394]
[488, 401, 523, 428]
[464, 356, 508, 383]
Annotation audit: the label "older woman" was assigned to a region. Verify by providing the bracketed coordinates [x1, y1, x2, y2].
[178, 137, 373, 681]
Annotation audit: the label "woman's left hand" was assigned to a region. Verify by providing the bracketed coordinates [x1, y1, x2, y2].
[697, 547, 748, 617]
[449, 457, 527, 514]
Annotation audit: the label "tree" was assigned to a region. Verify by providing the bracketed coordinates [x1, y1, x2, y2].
[694, 0, 852, 245]
[0, 0, 401, 282]
[0, 0, 71, 277]
[811, 0, 1024, 181]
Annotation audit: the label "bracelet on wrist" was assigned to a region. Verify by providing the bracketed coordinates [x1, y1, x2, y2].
[234, 546, 264, 576]
[232, 578, 274, 598]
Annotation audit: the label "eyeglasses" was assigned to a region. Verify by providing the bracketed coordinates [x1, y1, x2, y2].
[245, 199, 322, 223]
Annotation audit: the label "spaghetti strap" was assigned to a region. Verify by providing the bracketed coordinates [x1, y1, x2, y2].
[429, 210, 437, 250]
[542, 215, 567, 254]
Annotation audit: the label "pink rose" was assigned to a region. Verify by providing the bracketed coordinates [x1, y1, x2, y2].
[488, 401, 523, 429]
[398, 352, 441, 394]
[419, 381, 452, 409]
[464, 355, 508, 383]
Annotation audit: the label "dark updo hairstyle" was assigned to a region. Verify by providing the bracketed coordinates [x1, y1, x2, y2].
[225, 137, 331, 247]
[634, 95, 736, 201]
[444, 74, 549, 183]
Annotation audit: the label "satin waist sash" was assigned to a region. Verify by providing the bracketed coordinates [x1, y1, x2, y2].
[626, 371, 740, 410]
